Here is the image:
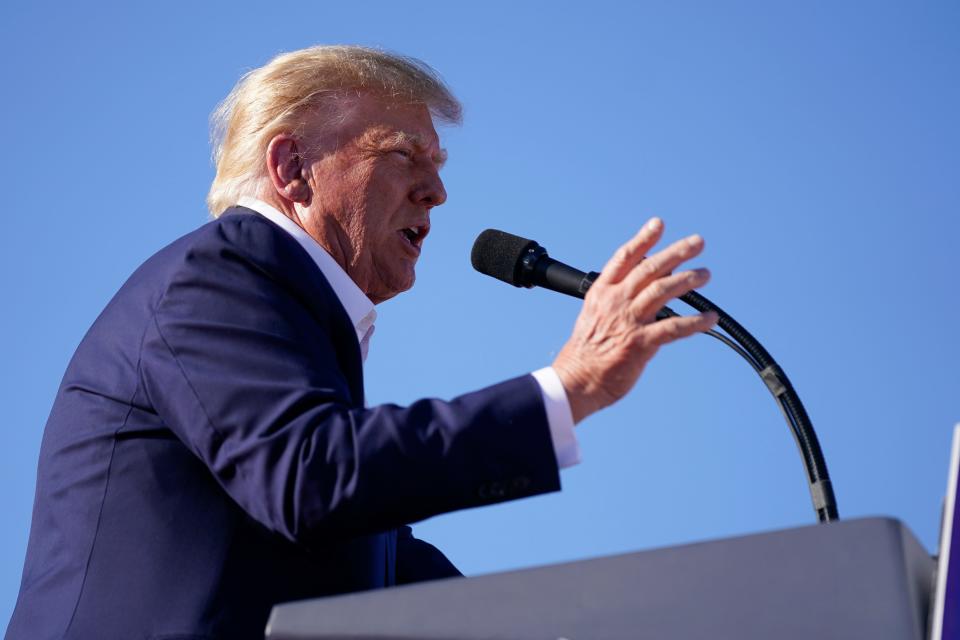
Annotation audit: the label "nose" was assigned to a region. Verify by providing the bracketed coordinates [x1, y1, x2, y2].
[411, 168, 447, 208]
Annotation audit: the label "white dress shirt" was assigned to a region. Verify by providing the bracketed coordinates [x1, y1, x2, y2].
[237, 197, 580, 468]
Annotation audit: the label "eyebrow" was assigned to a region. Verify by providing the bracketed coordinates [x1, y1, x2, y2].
[387, 131, 448, 168]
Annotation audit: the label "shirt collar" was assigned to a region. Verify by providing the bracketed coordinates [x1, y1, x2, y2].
[236, 197, 377, 345]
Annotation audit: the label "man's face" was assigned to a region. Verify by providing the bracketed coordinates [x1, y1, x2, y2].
[299, 93, 448, 304]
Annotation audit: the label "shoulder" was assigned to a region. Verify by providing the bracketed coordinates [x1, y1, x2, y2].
[142, 207, 326, 299]
[184, 206, 309, 270]
[100, 207, 347, 347]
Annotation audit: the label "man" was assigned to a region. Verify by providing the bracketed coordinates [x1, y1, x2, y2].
[6, 46, 716, 639]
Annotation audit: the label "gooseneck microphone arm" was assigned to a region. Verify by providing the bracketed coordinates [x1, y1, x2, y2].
[673, 292, 839, 523]
[471, 229, 839, 524]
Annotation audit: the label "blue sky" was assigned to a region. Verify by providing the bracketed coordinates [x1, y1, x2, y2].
[2, 0, 958, 626]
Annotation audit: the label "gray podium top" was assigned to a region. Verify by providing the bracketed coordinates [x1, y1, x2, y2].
[266, 517, 934, 640]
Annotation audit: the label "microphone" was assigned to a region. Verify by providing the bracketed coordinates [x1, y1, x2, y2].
[470, 227, 840, 523]
[470, 229, 600, 299]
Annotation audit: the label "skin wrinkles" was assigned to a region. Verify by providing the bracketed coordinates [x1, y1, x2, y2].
[263, 93, 447, 304]
[367, 130, 448, 169]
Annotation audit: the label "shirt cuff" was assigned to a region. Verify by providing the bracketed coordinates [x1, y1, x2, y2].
[530, 367, 581, 469]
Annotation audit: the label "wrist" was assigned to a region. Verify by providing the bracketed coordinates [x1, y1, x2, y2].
[552, 356, 607, 425]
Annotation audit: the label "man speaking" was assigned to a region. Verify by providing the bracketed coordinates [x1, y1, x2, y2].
[6, 46, 716, 639]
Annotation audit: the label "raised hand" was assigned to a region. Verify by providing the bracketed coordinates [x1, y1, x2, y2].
[552, 218, 718, 424]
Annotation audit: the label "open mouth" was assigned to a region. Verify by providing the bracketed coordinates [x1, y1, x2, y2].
[398, 224, 429, 251]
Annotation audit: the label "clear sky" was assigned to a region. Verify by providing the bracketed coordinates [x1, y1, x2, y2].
[2, 0, 958, 627]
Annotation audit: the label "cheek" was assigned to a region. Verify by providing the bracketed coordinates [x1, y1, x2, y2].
[362, 183, 405, 231]
[334, 170, 379, 244]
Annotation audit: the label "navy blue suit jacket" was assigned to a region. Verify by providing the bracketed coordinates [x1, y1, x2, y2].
[7, 208, 560, 640]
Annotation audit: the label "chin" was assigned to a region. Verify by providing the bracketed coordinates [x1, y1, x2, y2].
[370, 273, 415, 304]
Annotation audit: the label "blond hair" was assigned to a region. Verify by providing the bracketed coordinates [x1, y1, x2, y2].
[207, 45, 462, 217]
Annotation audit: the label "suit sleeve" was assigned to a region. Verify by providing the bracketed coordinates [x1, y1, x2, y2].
[138, 227, 561, 547]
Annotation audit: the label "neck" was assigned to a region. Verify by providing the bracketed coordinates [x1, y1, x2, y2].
[258, 192, 357, 289]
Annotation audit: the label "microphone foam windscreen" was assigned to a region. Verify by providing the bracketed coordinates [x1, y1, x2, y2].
[470, 229, 538, 286]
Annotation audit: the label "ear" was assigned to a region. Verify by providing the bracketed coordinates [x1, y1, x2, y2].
[265, 134, 311, 204]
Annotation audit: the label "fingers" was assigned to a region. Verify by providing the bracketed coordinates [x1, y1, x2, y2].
[595, 218, 664, 286]
[644, 311, 719, 347]
[630, 267, 711, 322]
[553, 219, 715, 423]
[621, 233, 705, 299]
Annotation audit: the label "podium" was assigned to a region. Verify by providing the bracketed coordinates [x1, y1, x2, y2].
[265, 517, 934, 639]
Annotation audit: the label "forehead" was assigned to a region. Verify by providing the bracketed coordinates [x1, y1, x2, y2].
[325, 93, 442, 149]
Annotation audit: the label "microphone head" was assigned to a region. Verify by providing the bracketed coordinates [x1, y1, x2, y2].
[471, 229, 540, 286]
